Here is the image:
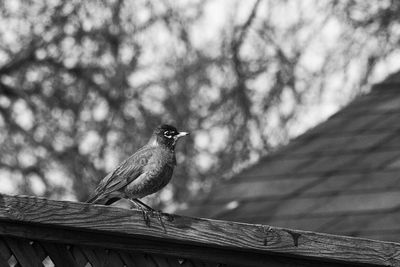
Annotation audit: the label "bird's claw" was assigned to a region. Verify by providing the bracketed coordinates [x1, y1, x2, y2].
[147, 209, 166, 233]
[129, 199, 166, 231]
[130, 200, 152, 226]
[145, 209, 166, 232]
[142, 210, 165, 231]
[154, 210, 166, 233]
[142, 210, 151, 226]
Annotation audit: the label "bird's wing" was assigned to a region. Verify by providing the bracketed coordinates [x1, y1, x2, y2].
[87, 145, 155, 203]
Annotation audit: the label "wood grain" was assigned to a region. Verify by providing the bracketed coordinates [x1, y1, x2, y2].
[0, 194, 399, 266]
[3, 237, 42, 267]
[40, 242, 77, 267]
[70, 245, 88, 266]
[0, 237, 12, 262]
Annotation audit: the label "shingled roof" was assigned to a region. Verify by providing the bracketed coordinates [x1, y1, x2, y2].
[182, 73, 400, 243]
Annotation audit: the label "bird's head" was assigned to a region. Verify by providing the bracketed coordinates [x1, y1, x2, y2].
[151, 124, 189, 149]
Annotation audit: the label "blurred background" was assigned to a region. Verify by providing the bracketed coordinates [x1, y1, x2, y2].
[0, 0, 399, 212]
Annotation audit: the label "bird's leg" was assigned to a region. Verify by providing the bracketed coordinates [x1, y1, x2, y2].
[157, 211, 166, 233]
[134, 199, 166, 232]
[134, 199, 155, 211]
[129, 199, 151, 226]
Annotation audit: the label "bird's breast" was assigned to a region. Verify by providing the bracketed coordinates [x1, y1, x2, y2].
[124, 148, 176, 198]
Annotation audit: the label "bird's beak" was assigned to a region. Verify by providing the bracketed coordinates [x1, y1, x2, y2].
[175, 131, 189, 139]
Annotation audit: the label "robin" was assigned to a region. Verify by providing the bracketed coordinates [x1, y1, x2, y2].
[87, 124, 189, 225]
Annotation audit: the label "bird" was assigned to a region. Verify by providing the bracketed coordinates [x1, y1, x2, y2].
[87, 124, 189, 224]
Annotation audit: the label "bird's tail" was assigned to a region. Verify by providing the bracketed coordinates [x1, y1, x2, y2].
[86, 194, 120, 205]
[86, 194, 101, 204]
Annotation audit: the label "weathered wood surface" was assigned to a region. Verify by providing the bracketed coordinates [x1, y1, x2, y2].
[0, 194, 399, 267]
[0, 235, 220, 267]
[0, 221, 346, 267]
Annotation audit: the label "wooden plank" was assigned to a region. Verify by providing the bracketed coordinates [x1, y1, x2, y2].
[40, 241, 77, 267]
[0, 195, 399, 267]
[91, 247, 109, 267]
[117, 251, 139, 266]
[80, 247, 100, 267]
[179, 259, 195, 267]
[30, 240, 47, 262]
[4, 237, 43, 267]
[0, 221, 345, 267]
[0, 256, 9, 267]
[200, 260, 219, 267]
[157, 254, 196, 267]
[144, 253, 163, 267]
[106, 250, 125, 267]
[0, 237, 12, 261]
[0, 249, 9, 267]
[163, 256, 186, 267]
[130, 252, 154, 266]
[70, 245, 89, 267]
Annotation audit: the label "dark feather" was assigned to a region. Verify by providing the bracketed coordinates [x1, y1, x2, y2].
[87, 146, 155, 204]
[86, 124, 187, 206]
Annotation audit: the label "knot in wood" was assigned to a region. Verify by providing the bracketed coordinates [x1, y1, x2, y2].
[259, 225, 274, 246]
[283, 229, 301, 247]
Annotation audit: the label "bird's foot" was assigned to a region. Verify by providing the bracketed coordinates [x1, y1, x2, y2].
[153, 210, 166, 233]
[129, 199, 151, 226]
[145, 208, 166, 233]
[129, 199, 166, 231]
[139, 206, 151, 226]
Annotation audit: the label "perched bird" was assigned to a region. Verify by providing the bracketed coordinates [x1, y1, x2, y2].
[87, 124, 189, 213]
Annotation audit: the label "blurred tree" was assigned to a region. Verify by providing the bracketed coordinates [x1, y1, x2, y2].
[0, 0, 399, 210]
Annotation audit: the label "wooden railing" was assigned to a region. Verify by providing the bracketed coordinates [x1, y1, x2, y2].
[0, 194, 399, 267]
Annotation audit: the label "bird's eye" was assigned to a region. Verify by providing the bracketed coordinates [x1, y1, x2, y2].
[163, 131, 172, 138]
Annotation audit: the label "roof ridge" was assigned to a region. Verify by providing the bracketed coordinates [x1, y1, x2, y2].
[371, 69, 400, 91]
[371, 82, 400, 92]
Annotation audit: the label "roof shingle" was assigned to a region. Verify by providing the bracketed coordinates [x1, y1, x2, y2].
[181, 75, 400, 242]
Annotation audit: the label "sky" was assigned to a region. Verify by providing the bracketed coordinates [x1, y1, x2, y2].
[1, 0, 400, 205]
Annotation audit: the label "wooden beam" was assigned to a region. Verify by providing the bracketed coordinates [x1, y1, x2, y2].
[0, 221, 346, 267]
[0, 194, 399, 266]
